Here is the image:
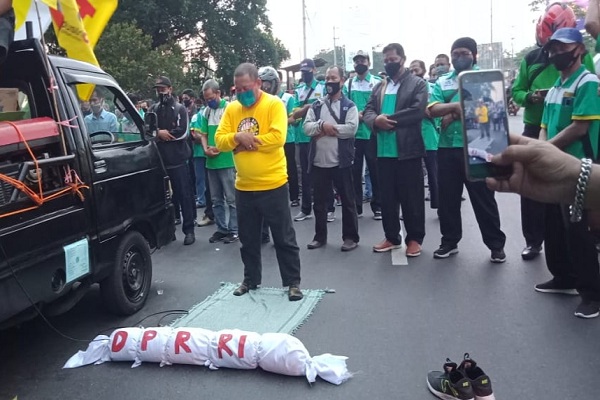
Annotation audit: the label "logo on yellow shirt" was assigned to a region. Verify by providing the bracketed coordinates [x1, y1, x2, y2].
[238, 117, 260, 135]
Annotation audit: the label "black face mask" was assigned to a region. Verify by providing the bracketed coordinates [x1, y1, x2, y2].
[301, 71, 314, 84]
[354, 64, 369, 75]
[384, 62, 401, 78]
[157, 92, 169, 104]
[451, 56, 473, 73]
[549, 48, 578, 71]
[141, 107, 148, 113]
[183, 99, 192, 107]
[325, 82, 341, 96]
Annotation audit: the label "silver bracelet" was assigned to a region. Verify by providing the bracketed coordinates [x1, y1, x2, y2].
[569, 158, 593, 223]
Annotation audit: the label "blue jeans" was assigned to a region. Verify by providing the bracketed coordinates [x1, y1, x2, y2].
[194, 157, 206, 205]
[208, 167, 237, 234]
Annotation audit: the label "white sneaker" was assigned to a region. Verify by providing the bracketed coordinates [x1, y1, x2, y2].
[293, 212, 312, 221]
[327, 212, 336, 222]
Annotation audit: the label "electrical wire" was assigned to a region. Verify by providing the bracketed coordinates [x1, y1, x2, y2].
[0, 239, 188, 343]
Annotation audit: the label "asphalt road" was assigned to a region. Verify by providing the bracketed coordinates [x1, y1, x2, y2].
[2, 114, 599, 400]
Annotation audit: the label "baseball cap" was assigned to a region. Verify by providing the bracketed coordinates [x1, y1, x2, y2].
[153, 76, 172, 88]
[353, 50, 370, 61]
[543, 28, 583, 51]
[300, 58, 316, 71]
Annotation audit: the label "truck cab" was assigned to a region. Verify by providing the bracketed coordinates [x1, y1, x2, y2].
[0, 38, 175, 328]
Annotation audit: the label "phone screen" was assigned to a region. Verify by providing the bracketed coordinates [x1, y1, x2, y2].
[458, 70, 512, 181]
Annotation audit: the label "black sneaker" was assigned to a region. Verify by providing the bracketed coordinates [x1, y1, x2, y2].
[174, 218, 182, 225]
[434, 244, 459, 259]
[490, 249, 506, 263]
[290, 200, 300, 207]
[262, 235, 270, 244]
[574, 300, 600, 319]
[373, 211, 382, 220]
[209, 231, 228, 243]
[458, 353, 495, 400]
[223, 233, 239, 244]
[427, 358, 474, 400]
[534, 279, 578, 295]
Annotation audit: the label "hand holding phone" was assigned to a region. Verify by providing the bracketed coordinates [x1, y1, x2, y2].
[458, 69, 512, 181]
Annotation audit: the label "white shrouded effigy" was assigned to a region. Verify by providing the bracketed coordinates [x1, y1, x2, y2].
[63, 327, 351, 385]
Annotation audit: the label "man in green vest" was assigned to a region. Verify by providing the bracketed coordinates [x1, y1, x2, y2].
[344, 50, 383, 219]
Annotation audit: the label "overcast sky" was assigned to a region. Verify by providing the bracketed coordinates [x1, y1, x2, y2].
[266, 0, 555, 68]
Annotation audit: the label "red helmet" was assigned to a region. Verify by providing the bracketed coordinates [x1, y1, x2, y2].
[535, 3, 577, 46]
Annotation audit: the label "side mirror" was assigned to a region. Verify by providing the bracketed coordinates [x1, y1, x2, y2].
[144, 112, 158, 137]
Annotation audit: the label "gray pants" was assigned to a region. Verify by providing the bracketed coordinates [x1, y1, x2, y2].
[208, 168, 237, 234]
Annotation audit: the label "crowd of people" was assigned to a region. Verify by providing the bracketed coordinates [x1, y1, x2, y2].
[79, 2, 600, 318]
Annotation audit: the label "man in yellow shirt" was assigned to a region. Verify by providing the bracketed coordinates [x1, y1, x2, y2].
[215, 63, 303, 301]
[475, 102, 490, 139]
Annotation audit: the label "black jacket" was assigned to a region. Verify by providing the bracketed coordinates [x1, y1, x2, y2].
[363, 69, 428, 161]
[151, 96, 190, 168]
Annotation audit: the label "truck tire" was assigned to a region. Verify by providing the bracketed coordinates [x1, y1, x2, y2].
[101, 230, 152, 315]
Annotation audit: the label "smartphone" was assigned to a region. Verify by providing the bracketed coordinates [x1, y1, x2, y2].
[458, 69, 512, 181]
[536, 88, 550, 97]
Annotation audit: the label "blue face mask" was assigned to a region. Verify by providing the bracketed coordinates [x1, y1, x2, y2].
[237, 89, 257, 107]
[207, 99, 219, 109]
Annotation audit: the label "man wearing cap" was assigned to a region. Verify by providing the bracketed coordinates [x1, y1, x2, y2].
[151, 76, 196, 245]
[428, 37, 506, 263]
[291, 58, 326, 222]
[344, 50, 383, 220]
[536, 27, 600, 318]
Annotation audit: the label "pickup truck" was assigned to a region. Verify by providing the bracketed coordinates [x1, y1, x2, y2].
[0, 37, 175, 328]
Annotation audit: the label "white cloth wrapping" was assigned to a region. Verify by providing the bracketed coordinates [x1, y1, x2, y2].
[63, 327, 350, 385]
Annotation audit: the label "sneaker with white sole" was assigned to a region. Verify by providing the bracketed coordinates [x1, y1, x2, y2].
[427, 358, 474, 400]
[327, 211, 335, 222]
[434, 244, 459, 259]
[534, 279, 578, 295]
[574, 300, 600, 319]
[372, 239, 401, 253]
[293, 211, 312, 221]
[458, 353, 495, 400]
[490, 249, 506, 263]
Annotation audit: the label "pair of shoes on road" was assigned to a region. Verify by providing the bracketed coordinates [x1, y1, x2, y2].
[433, 245, 506, 263]
[427, 353, 495, 400]
[209, 231, 239, 244]
[521, 245, 542, 260]
[534, 278, 600, 318]
[372, 239, 421, 257]
[232, 283, 303, 301]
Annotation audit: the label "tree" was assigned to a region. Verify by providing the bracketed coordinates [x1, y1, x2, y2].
[111, 0, 203, 49]
[201, 0, 290, 90]
[94, 23, 187, 99]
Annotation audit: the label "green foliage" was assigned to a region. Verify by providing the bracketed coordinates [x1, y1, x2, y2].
[94, 22, 187, 99]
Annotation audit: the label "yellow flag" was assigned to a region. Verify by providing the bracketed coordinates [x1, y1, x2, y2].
[78, 0, 118, 48]
[51, 0, 98, 100]
[40, 0, 59, 8]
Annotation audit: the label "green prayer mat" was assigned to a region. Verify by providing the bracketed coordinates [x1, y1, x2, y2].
[171, 282, 327, 334]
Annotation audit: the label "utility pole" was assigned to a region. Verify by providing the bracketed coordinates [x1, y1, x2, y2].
[333, 26, 339, 66]
[302, 0, 307, 59]
[490, 0, 493, 44]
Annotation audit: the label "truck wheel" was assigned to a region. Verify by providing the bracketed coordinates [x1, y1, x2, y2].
[101, 230, 152, 315]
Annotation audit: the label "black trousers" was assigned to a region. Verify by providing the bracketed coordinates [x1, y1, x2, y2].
[312, 166, 359, 243]
[377, 157, 425, 245]
[173, 157, 198, 221]
[437, 148, 506, 250]
[424, 150, 439, 209]
[298, 142, 312, 215]
[284, 142, 299, 202]
[352, 138, 381, 215]
[520, 123, 545, 247]
[168, 163, 196, 235]
[544, 204, 600, 301]
[236, 184, 301, 287]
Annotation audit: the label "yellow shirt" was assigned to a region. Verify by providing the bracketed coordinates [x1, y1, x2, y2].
[215, 92, 288, 191]
[476, 106, 488, 123]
